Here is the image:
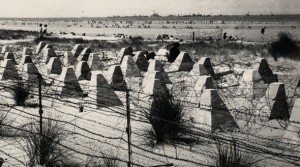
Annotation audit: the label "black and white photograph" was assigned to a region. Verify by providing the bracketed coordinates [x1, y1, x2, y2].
[0, 0, 299, 166]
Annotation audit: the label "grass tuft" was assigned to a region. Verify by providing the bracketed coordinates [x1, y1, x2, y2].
[143, 95, 192, 145]
[213, 139, 258, 167]
[11, 81, 31, 106]
[21, 119, 68, 167]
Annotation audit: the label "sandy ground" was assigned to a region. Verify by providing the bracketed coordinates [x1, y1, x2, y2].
[0, 19, 299, 42]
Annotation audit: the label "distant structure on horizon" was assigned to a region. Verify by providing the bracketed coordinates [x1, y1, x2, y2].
[149, 10, 161, 17]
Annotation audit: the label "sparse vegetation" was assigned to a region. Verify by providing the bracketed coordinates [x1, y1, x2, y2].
[0, 112, 13, 136]
[269, 32, 299, 61]
[0, 29, 38, 40]
[11, 81, 31, 106]
[213, 140, 258, 167]
[21, 119, 68, 167]
[143, 94, 192, 146]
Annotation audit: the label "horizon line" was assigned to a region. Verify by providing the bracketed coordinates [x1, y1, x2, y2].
[0, 13, 299, 19]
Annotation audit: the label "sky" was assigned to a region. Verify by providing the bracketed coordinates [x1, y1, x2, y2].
[0, 0, 299, 18]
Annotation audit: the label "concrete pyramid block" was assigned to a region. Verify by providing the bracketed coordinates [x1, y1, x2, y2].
[22, 47, 33, 56]
[22, 63, 40, 83]
[105, 65, 127, 90]
[189, 63, 209, 76]
[40, 44, 53, 56]
[119, 47, 133, 56]
[199, 89, 238, 132]
[195, 76, 214, 91]
[146, 60, 171, 84]
[169, 52, 194, 71]
[4, 52, 17, 64]
[47, 57, 62, 74]
[77, 48, 92, 61]
[142, 71, 162, 90]
[87, 53, 105, 71]
[0, 59, 20, 80]
[185, 76, 215, 107]
[134, 51, 149, 72]
[1, 45, 10, 54]
[290, 99, 300, 123]
[190, 57, 215, 77]
[75, 61, 91, 80]
[252, 58, 277, 84]
[42, 48, 57, 63]
[243, 69, 261, 82]
[63, 51, 74, 66]
[89, 72, 123, 108]
[155, 49, 169, 62]
[119, 47, 134, 63]
[258, 82, 289, 122]
[265, 82, 286, 101]
[199, 89, 226, 109]
[147, 59, 163, 72]
[120, 55, 142, 77]
[20, 55, 33, 65]
[142, 70, 169, 97]
[71, 44, 84, 58]
[58, 67, 83, 98]
[35, 42, 46, 54]
[241, 69, 266, 98]
[143, 78, 167, 96]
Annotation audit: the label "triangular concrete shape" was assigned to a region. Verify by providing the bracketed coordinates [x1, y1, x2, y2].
[47, 57, 62, 74]
[290, 99, 300, 123]
[143, 78, 168, 96]
[120, 55, 142, 77]
[119, 47, 134, 63]
[190, 57, 215, 77]
[20, 55, 33, 65]
[22, 47, 33, 56]
[57, 67, 83, 98]
[63, 51, 75, 66]
[77, 48, 92, 61]
[169, 52, 194, 71]
[75, 61, 91, 80]
[147, 59, 163, 72]
[119, 47, 133, 56]
[87, 53, 105, 71]
[185, 76, 215, 107]
[199, 89, 239, 132]
[241, 69, 266, 98]
[105, 65, 127, 91]
[265, 82, 286, 101]
[258, 82, 289, 121]
[4, 52, 17, 64]
[243, 69, 261, 82]
[0, 59, 20, 80]
[22, 63, 40, 84]
[35, 42, 46, 54]
[40, 44, 53, 55]
[199, 89, 226, 109]
[195, 76, 214, 91]
[142, 71, 162, 90]
[41, 48, 57, 63]
[89, 71, 123, 108]
[1, 45, 10, 54]
[134, 51, 149, 72]
[71, 44, 84, 58]
[146, 60, 171, 84]
[252, 58, 277, 84]
[155, 49, 169, 62]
